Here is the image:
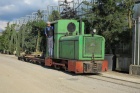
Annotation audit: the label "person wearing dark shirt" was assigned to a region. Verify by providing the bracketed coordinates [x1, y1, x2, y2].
[44, 21, 54, 57]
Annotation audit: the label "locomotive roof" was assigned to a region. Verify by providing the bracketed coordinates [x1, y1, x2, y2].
[135, 0, 140, 3]
[49, 19, 78, 24]
[50, 20, 58, 24]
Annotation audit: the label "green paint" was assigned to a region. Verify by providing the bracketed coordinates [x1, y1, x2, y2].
[52, 19, 80, 58]
[47, 19, 105, 61]
[59, 35, 105, 60]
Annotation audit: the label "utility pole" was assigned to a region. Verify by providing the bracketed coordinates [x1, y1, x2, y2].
[32, 12, 38, 21]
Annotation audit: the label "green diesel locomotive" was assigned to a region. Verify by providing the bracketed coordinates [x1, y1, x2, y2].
[45, 19, 106, 73]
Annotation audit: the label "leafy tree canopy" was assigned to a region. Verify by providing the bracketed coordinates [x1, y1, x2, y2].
[83, 0, 134, 44]
[48, 10, 61, 21]
[82, 0, 134, 54]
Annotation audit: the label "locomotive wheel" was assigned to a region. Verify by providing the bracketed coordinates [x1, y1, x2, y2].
[54, 65, 60, 69]
[41, 62, 45, 66]
[18, 57, 20, 60]
[64, 66, 68, 71]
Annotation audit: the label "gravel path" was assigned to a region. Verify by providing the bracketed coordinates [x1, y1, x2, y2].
[0, 54, 140, 93]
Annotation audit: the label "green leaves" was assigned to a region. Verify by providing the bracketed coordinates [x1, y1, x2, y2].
[82, 0, 134, 54]
[37, 10, 43, 19]
[0, 9, 47, 54]
[32, 20, 46, 30]
[83, 0, 134, 43]
[48, 10, 61, 21]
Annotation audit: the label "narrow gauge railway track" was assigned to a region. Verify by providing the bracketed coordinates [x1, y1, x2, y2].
[84, 74, 140, 90]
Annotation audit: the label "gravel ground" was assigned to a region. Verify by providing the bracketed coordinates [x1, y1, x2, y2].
[0, 54, 140, 93]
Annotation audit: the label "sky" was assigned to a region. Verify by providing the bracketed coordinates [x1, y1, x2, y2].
[0, 0, 59, 32]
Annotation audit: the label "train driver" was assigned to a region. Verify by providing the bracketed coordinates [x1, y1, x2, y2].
[44, 21, 54, 57]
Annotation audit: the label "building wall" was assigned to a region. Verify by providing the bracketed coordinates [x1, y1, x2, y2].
[133, 2, 140, 66]
[128, 1, 140, 75]
[133, 3, 140, 18]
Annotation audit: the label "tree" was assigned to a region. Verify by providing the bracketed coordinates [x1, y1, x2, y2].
[121, 0, 134, 37]
[0, 23, 12, 53]
[16, 22, 36, 56]
[9, 24, 17, 54]
[32, 10, 46, 52]
[83, 0, 134, 54]
[0, 35, 4, 51]
[16, 10, 46, 56]
[48, 10, 61, 21]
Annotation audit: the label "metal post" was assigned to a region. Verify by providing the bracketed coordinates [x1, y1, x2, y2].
[138, 17, 140, 65]
[20, 17, 24, 25]
[42, 9, 48, 21]
[32, 12, 37, 21]
[26, 15, 29, 22]
[73, 0, 75, 10]
[133, 19, 136, 65]
[22, 17, 26, 24]
[47, 6, 50, 16]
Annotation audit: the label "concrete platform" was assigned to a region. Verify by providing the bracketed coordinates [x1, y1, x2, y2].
[129, 65, 140, 75]
[101, 71, 140, 83]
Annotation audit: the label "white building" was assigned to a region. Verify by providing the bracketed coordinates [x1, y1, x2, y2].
[130, 0, 140, 75]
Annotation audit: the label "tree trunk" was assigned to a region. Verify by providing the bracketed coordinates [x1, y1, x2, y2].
[128, 9, 132, 29]
[128, 9, 132, 41]
[36, 30, 40, 52]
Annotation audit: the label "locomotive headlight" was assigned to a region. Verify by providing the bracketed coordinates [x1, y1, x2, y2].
[93, 29, 96, 33]
[91, 29, 96, 36]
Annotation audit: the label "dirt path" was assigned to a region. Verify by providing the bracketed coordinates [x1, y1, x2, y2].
[0, 54, 140, 93]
